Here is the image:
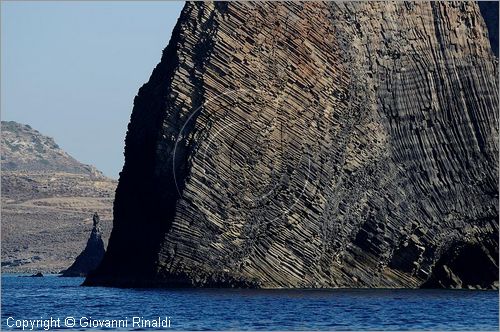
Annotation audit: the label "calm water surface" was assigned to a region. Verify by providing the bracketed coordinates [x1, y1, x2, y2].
[1, 274, 498, 330]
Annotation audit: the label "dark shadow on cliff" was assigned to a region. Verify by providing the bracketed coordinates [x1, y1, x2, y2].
[83, 9, 187, 287]
[84, 3, 225, 287]
[422, 239, 499, 289]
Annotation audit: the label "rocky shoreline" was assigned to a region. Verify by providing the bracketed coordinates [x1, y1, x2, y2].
[1, 121, 116, 273]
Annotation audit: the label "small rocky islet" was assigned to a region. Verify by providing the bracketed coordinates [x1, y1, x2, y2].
[61, 212, 106, 277]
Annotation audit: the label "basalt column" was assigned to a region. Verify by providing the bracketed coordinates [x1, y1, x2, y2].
[85, 2, 498, 289]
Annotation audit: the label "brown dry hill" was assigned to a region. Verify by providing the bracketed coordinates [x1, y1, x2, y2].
[1, 121, 116, 273]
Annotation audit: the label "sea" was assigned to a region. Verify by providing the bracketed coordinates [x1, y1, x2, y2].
[1, 274, 498, 330]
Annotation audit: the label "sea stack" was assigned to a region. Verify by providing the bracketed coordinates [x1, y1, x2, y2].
[62, 213, 105, 277]
[85, 2, 498, 288]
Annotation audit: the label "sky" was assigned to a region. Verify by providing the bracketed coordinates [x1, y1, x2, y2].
[1, 1, 185, 178]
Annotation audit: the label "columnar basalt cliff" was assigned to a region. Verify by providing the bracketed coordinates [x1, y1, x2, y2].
[85, 2, 499, 289]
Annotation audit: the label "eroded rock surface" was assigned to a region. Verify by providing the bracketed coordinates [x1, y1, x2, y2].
[62, 213, 105, 277]
[86, 2, 498, 289]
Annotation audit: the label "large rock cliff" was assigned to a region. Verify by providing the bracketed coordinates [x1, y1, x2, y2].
[85, 2, 498, 289]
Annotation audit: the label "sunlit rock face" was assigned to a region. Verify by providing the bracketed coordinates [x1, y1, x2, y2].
[85, 2, 498, 289]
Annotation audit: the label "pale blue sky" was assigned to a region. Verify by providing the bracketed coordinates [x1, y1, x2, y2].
[1, 1, 184, 178]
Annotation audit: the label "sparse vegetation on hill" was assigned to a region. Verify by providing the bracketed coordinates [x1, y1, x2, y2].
[1, 121, 117, 273]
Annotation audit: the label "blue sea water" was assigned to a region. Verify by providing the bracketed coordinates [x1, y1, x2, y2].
[1, 274, 498, 330]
